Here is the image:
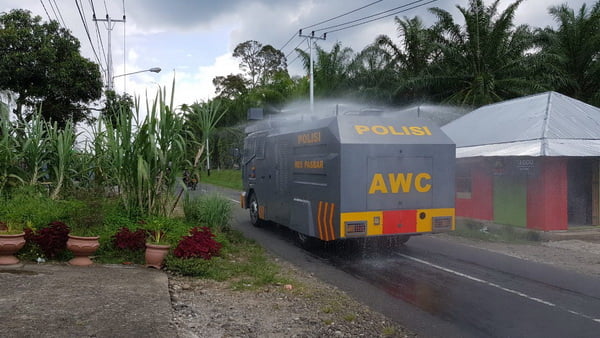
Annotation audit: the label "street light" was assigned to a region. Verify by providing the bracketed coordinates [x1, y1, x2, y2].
[110, 67, 161, 91]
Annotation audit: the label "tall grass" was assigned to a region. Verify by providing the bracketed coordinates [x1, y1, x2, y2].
[1, 80, 190, 221]
[93, 81, 187, 217]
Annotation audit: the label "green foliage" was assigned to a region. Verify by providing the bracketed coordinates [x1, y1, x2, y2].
[166, 232, 288, 289]
[94, 83, 187, 218]
[183, 193, 233, 231]
[0, 9, 102, 126]
[200, 169, 243, 191]
[0, 186, 83, 227]
[533, 1, 600, 106]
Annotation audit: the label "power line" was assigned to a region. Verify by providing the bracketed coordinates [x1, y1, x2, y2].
[288, 46, 310, 68]
[286, 37, 307, 59]
[51, 0, 68, 29]
[39, 0, 52, 22]
[315, 0, 436, 33]
[323, 0, 437, 35]
[281, 0, 383, 54]
[75, 0, 105, 72]
[90, 0, 108, 70]
[279, 32, 298, 51]
[46, 0, 61, 24]
[300, 0, 383, 31]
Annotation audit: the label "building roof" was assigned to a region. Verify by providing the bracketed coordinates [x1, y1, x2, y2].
[442, 91, 600, 157]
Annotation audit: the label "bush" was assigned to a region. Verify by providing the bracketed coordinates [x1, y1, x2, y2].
[183, 193, 232, 231]
[112, 227, 147, 251]
[165, 255, 220, 277]
[25, 221, 70, 259]
[0, 187, 83, 227]
[174, 226, 222, 259]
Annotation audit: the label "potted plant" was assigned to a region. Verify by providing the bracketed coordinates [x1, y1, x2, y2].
[0, 221, 26, 266]
[66, 229, 100, 267]
[144, 219, 171, 269]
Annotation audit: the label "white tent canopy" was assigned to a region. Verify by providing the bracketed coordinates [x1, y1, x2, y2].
[442, 91, 600, 158]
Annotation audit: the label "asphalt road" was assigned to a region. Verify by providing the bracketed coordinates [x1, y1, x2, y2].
[196, 183, 600, 338]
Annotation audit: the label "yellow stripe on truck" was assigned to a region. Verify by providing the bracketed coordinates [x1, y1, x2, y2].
[340, 211, 383, 238]
[416, 208, 455, 232]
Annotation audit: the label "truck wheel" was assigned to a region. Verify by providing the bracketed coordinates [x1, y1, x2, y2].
[249, 193, 262, 227]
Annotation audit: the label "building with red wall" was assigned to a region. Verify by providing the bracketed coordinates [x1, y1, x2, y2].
[442, 92, 600, 231]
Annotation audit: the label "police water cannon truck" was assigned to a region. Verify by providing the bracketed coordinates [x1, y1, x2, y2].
[240, 108, 455, 246]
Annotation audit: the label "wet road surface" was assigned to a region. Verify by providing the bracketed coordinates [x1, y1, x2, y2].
[196, 184, 600, 337]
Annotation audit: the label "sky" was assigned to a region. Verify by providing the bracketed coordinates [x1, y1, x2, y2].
[0, 0, 596, 109]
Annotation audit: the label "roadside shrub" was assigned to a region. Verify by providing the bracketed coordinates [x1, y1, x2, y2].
[174, 226, 222, 259]
[183, 193, 232, 231]
[165, 256, 219, 277]
[25, 221, 70, 259]
[0, 187, 83, 226]
[112, 227, 147, 251]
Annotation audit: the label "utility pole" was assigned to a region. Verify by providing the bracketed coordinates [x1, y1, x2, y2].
[299, 30, 326, 112]
[93, 14, 126, 91]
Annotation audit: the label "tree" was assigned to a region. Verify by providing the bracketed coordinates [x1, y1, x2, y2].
[0, 9, 102, 127]
[534, 1, 600, 105]
[182, 100, 228, 176]
[402, 0, 541, 106]
[101, 90, 134, 127]
[233, 40, 287, 88]
[213, 74, 248, 100]
[295, 42, 355, 98]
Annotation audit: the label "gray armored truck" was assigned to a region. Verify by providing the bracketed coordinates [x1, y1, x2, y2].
[240, 111, 455, 245]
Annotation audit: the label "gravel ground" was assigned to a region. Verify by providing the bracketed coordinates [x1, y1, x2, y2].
[168, 236, 600, 337]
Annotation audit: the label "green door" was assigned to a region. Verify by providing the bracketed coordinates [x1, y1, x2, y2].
[493, 175, 527, 227]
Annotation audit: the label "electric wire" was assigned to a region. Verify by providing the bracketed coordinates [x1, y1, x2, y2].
[279, 32, 298, 51]
[51, 0, 68, 29]
[281, 0, 382, 54]
[90, 0, 108, 70]
[324, 0, 437, 34]
[39, 0, 52, 22]
[316, 0, 437, 34]
[46, 0, 61, 25]
[287, 46, 309, 68]
[286, 37, 307, 59]
[75, 0, 105, 73]
[300, 0, 383, 30]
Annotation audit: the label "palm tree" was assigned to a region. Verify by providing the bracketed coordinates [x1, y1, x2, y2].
[182, 100, 227, 176]
[296, 42, 355, 98]
[364, 15, 438, 104]
[403, 0, 541, 107]
[534, 1, 600, 105]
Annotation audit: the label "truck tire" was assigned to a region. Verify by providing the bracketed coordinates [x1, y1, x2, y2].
[249, 193, 263, 227]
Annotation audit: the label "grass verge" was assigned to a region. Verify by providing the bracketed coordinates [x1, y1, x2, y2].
[201, 169, 243, 191]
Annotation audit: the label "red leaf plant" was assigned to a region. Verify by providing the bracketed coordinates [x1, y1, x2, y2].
[112, 227, 148, 251]
[24, 221, 70, 259]
[174, 226, 222, 260]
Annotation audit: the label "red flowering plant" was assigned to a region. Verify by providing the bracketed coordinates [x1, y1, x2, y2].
[112, 227, 148, 251]
[174, 226, 222, 260]
[24, 221, 70, 259]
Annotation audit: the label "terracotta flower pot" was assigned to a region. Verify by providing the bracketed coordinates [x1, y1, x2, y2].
[0, 232, 26, 265]
[145, 243, 170, 269]
[67, 235, 100, 266]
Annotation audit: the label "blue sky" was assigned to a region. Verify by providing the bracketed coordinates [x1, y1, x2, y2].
[1, 0, 595, 108]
